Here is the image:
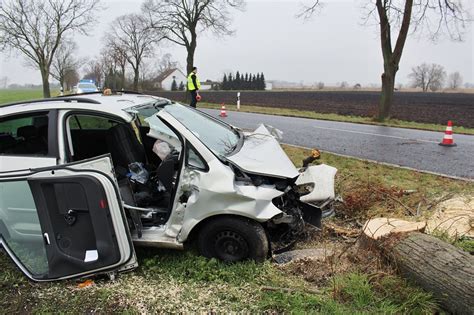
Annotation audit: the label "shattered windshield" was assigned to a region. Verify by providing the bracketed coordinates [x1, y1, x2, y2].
[164, 104, 241, 157]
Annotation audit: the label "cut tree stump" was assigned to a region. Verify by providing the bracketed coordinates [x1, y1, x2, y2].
[362, 218, 474, 314]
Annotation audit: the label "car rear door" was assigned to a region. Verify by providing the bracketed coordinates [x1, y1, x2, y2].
[0, 155, 137, 281]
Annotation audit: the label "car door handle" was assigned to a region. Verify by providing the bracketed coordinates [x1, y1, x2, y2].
[43, 233, 51, 245]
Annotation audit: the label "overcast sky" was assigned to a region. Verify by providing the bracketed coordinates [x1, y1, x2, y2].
[0, 0, 473, 86]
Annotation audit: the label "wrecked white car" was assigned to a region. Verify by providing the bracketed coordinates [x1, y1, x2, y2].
[0, 92, 336, 281]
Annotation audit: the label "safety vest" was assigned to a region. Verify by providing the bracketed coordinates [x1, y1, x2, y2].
[187, 72, 201, 91]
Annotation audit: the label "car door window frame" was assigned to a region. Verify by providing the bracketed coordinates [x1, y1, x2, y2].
[62, 110, 127, 163]
[0, 110, 59, 159]
[185, 141, 209, 172]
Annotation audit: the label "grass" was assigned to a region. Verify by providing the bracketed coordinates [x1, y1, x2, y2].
[0, 89, 44, 105]
[2, 145, 472, 313]
[200, 102, 474, 135]
[0, 247, 437, 313]
[0, 88, 63, 107]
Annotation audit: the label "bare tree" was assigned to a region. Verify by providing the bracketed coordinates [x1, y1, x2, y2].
[143, 0, 245, 74]
[103, 38, 129, 90]
[301, 0, 470, 121]
[0, 0, 101, 97]
[409, 63, 446, 92]
[50, 40, 84, 92]
[157, 53, 180, 75]
[108, 14, 161, 91]
[448, 71, 463, 89]
[83, 58, 104, 87]
[63, 69, 80, 91]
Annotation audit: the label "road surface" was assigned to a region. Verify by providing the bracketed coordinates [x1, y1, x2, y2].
[203, 109, 474, 180]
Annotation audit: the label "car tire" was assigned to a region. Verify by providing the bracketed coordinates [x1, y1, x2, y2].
[198, 216, 269, 263]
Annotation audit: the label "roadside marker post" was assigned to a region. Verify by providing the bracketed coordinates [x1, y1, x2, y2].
[439, 121, 457, 147]
[237, 92, 241, 110]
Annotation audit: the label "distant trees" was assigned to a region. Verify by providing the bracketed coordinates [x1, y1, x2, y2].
[143, 0, 245, 74]
[301, 0, 470, 121]
[107, 13, 162, 91]
[221, 72, 266, 90]
[448, 72, 463, 90]
[0, 0, 101, 97]
[50, 40, 83, 92]
[409, 63, 446, 92]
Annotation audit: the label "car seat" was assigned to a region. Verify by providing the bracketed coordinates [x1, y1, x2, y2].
[15, 125, 47, 154]
[106, 124, 146, 172]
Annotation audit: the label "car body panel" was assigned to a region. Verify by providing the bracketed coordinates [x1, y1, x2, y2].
[0, 155, 137, 281]
[226, 131, 300, 179]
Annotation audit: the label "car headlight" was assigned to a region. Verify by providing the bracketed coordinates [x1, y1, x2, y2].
[77, 88, 83, 93]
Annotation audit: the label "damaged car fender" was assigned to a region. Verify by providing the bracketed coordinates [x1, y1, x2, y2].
[176, 159, 285, 243]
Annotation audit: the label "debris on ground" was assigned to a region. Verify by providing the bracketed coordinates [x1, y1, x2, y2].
[273, 248, 334, 264]
[426, 196, 474, 238]
[362, 218, 426, 240]
[77, 279, 95, 289]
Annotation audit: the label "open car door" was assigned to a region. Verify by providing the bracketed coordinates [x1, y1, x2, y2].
[0, 155, 137, 282]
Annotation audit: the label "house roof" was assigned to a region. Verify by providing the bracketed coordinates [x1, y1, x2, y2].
[155, 68, 186, 83]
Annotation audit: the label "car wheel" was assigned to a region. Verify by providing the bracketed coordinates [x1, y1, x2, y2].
[198, 216, 269, 263]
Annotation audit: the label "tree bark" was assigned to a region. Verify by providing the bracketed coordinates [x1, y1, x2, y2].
[375, 0, 413, 121]
[186, 32, 197, 75]
[368, 231, 474, 314]
[133, 67, 140, 91]
[40, 66, 51, 98]
[378, 70, 396, 121]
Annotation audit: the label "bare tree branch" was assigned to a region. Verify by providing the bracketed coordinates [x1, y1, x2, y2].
[0, 0, 101, 97]
[142, 0, 245, 74]
[106, 13, 163, 91]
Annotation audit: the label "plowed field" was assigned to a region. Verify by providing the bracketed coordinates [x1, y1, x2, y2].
[149, 91, 474, 128]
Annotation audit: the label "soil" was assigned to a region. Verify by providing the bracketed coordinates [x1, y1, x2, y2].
[149, 91, 474, 128]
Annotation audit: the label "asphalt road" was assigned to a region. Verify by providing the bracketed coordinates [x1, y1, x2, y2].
[203, 109, 474, 180]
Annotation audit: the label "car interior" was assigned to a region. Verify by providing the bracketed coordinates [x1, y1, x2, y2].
[66, 114, 182, 236]
[0, 113, 49, 155]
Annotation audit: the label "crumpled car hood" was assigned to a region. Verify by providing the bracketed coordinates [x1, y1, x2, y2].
[226, 125, 300, 179]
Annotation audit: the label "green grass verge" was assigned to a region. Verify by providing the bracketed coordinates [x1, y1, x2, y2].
[200, 102, 474, 135]
[0, 247, 437, 313]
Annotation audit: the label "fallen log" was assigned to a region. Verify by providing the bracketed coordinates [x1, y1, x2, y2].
[362, 218, 474, 314]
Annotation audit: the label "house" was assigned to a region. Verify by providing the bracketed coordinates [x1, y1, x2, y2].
[155, 68, 187, 91]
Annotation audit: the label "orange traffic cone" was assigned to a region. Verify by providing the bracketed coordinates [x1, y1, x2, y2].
[219, 103, 228, 118]
[439, 121, 457, 147]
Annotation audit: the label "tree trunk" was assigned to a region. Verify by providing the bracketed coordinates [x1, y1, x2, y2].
[378, 69, 396, 121]
[40, 66, 51, 98]
[186, 34, 197, 75]
[133, 68, 139, 91]
[120, 66, 126, 90]
[362, 223, 474, 314]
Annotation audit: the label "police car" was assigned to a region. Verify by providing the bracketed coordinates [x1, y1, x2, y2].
[74, 79, 99, 94]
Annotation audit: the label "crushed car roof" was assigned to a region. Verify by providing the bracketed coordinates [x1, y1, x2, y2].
[0, 92, 168, 122]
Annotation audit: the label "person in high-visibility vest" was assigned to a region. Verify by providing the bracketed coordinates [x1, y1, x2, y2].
[187, 67, 201, 108]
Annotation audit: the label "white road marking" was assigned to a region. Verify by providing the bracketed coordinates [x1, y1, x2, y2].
[312, 125, 439, 144]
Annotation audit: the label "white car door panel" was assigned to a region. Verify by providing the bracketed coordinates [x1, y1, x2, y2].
[0, 155, 136, 281]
